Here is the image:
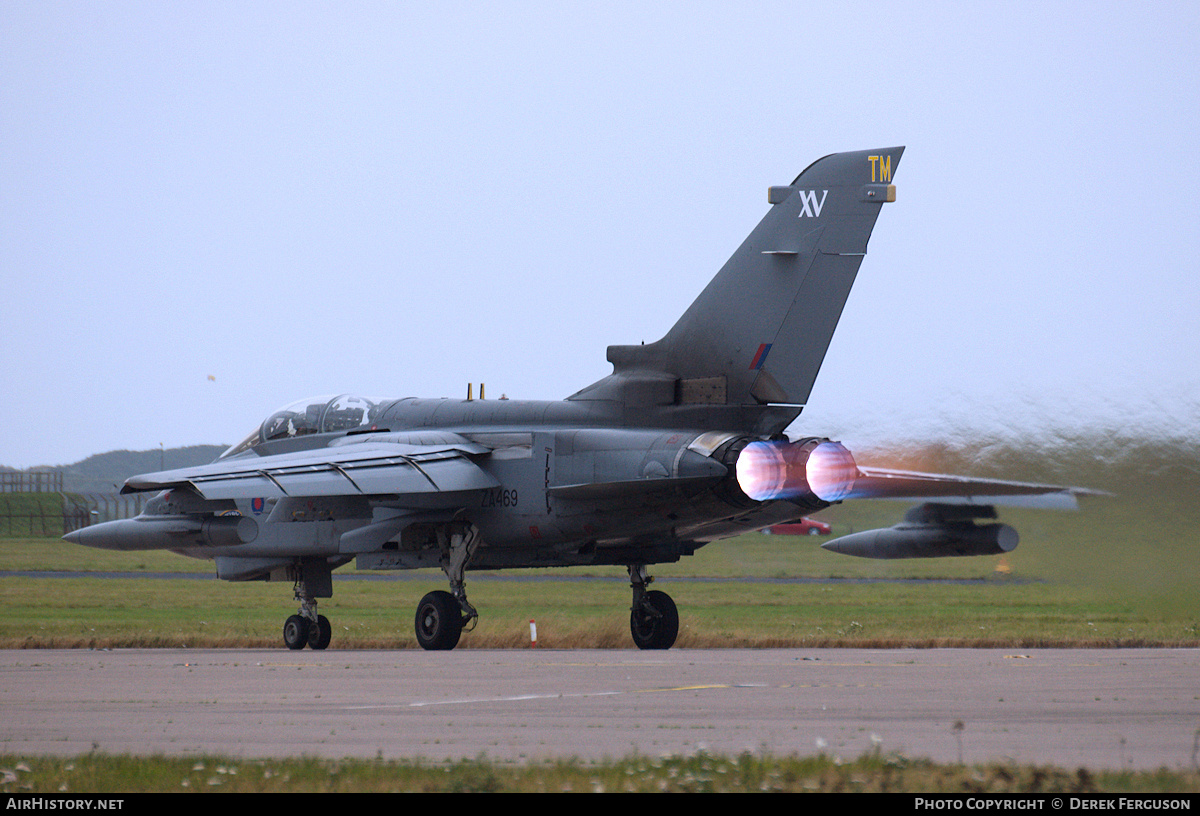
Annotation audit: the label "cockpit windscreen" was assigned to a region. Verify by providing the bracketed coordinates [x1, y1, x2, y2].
[220, 394, 382, 459]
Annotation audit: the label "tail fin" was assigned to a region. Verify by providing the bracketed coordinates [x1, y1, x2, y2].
[571, 147, 903, 415]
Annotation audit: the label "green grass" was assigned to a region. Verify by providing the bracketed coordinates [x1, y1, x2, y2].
[1, 537, 1195, 649]
[1, 750, 1196, 793]
[0, 493, 81, 538]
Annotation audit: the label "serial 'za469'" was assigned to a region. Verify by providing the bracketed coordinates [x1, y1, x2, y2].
[65, 147, 1095, 651]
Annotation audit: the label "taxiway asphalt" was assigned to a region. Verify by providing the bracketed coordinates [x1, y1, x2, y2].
[1, 648, 1196, 769]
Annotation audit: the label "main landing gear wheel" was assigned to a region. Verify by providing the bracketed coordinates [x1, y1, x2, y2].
[415, 590, 466, 651]
[630, 589, 679, 650]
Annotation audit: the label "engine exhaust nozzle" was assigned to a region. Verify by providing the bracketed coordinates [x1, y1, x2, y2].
[734, 438, 857, 503]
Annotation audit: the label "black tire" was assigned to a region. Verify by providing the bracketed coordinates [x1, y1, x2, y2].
[308, 615, 332, 650]
[283, 615, 310, 650]
[414, 590, 464, 651]
[630, 589, 679, 650]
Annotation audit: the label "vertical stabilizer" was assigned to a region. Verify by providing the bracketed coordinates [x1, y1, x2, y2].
[572, 147, 903, 413]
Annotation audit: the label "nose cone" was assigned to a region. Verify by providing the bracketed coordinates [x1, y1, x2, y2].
[62, 523, 117, 550]
[61, 520, 135, 550]
[60, 517, 186, 550]
[63, 515, 255, 550]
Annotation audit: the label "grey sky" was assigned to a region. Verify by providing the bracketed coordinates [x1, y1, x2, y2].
[2, 2, 1197, 469]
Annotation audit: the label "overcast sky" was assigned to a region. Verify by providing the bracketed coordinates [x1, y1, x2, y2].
[2, 2, 1197, 469]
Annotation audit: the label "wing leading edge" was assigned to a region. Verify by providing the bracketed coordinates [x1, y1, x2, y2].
[121, 434, 498, 502]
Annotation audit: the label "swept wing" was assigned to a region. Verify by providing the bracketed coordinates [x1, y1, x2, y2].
[120, 433, 498, 503]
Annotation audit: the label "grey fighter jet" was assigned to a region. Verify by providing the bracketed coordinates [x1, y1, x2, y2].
[65, 147, 1093, 651]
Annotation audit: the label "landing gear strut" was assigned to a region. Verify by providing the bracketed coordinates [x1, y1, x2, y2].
[282, 565, 332, 650]
[628, 564, 679, 650]
[413, 523, 480, 651]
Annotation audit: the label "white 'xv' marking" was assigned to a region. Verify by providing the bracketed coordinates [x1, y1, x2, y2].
[797, 189, 828, 218]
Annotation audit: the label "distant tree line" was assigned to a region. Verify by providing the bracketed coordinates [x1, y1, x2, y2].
[4, 445, 227, 494]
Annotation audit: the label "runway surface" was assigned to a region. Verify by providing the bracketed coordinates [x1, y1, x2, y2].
[1, 648, 1196, 770]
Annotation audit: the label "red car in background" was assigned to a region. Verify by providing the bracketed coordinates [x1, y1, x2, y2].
[761, 518, 832, 536]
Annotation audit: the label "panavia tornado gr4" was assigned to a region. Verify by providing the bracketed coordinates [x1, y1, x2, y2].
[65, 147, 1094, 651]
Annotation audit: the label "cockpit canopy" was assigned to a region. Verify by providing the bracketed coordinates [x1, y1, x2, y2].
[220, 394, 383, 459]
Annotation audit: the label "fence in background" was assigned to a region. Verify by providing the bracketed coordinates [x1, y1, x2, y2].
[0, 471, 64, 493]
[0, 499, 90, 537]
[0, 482, 150, 536]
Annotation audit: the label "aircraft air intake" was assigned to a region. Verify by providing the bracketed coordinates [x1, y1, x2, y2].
[734, 438, 857, 503]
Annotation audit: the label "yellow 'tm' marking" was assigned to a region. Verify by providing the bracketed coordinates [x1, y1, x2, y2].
[868, 155, 892, 183]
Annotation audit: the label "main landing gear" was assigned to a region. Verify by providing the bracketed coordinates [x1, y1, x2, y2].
[414, 590, 467, 650]
[628, 564, 679, 650]
[414, 523, 480, 651]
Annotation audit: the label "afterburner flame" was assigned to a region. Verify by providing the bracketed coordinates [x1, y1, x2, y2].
[806, 440, 858, 501]
[734, 441, 792, 501]
[735, 439, 857, 502]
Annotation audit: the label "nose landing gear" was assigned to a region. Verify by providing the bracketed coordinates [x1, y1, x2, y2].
[283, 611, 331, 650]
[282, 564, 332, 650]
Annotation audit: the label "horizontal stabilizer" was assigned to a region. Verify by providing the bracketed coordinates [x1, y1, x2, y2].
[848, 466, 1106, 510]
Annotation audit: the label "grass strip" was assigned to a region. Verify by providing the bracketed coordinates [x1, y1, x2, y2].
[1, 750, 1197, 793]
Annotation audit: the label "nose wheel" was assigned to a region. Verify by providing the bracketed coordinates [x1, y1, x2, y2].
[283, 613, 331, 650]
[282, 572, 332, 650]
